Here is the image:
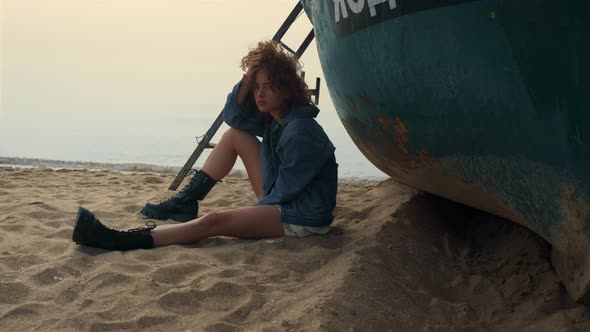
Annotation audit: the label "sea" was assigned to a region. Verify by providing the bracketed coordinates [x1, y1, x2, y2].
[0, 108, 387, 180]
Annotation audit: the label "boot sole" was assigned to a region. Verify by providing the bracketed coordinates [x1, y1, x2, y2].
[140, 205, 195, 223]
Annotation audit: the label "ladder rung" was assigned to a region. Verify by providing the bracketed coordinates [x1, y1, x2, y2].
[278, 41, 296, 55]
[272, 2, 304, 42]
[295, 29, 315, 59]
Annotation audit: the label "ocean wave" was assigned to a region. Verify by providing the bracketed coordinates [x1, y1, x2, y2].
[0, 156, 387, 181]
[0, 156, 181, 174]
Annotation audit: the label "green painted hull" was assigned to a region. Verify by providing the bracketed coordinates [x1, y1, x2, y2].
[302, 0, 590, 301]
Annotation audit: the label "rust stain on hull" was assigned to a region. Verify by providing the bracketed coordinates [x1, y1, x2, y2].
[394, 116, 409, 154]
[342, 93, 438, 174]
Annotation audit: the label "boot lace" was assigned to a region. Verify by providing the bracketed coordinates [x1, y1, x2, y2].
[124, 220, 157, 233]
[176, 169, 200, 195]
[157, 169, 199, 203]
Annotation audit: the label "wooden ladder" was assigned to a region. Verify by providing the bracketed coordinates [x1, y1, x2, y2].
[168, 2, 320, 190]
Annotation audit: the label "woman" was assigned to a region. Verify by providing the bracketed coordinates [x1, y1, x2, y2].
[72, 41, 338, 251]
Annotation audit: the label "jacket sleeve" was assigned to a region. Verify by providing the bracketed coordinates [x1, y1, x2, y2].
[222, 81, 265, 137]
[256, 123, 334, 205]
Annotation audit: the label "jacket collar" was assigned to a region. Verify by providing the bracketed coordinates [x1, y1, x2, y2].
[279, 105, 320, 126]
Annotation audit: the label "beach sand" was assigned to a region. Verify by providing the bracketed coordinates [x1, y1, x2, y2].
[0, 166, 589, 331]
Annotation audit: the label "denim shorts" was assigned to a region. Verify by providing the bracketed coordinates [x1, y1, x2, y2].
[273, 205, 330, 237]
[282, 223, 331, 237]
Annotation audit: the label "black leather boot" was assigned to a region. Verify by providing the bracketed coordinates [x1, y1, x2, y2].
[140, 170, 217, 222]
[72, 207, 155, 250]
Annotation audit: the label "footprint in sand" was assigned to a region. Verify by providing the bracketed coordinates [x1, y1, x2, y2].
[81, 314, 179, 332]
[43, 220, 64, 229]
[32, 263, 82, 286]
[0, 303, 44, 327]
[157, 289, 203, 314]
[158, 282, 249, 314]
[54, 287, 81, 306]
[0, 282, 31, 305]
[222, 292, 266, 323]
[0, 254, 43, 271]
[0, 223, 25, 232]
[150, 263, 207, 284]
[110, 262, 154, 275]
[210, 251, 247, 266]
[85, 272, 134, 296]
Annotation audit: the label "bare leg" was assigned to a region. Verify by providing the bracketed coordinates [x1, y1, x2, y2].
[150, 205, 284, 246]
[201, 128, 263, 198]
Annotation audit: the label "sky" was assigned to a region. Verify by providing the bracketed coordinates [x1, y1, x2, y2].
[0, 0, 387, 179]
[2, 0, 315, 116]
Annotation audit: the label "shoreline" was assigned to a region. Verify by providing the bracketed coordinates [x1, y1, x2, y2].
[0, 156, 388, 183]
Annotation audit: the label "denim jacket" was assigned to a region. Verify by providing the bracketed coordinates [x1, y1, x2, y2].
[223, 81, 338, 227]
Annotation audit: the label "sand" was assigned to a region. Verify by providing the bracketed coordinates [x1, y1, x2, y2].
[0, 166, 589, 331]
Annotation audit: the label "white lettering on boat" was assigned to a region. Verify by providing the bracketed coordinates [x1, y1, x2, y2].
[348, 0, 365, 14]
[330, 0, 477, 37]
[333, 0, 398, 23]
[333, 0, 349, 22]
[368, 0, 397, 17]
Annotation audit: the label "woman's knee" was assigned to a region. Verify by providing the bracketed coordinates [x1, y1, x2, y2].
[223, 128, 259, 146]
[223, 128, 249, 141]
[195, 211, 226, 232]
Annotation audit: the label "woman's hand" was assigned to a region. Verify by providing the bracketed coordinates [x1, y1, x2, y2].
[237, 51, 262, 105]
[245, 51, 262, 80]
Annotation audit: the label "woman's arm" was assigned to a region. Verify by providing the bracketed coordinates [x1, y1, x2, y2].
[236, 75, 248, 105]
[223, 51, 265, 137]
[222, 80, 265, 137]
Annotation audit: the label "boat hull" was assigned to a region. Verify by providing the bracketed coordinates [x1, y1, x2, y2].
[302, 0, 590, 301]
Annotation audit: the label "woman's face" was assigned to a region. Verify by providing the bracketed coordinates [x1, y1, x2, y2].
[254, 70, 286, 115]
